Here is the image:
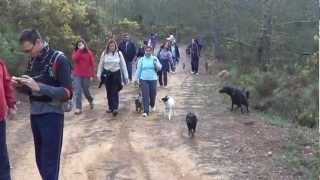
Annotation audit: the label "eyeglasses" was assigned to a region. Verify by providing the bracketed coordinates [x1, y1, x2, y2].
[22, 44, 35, 53]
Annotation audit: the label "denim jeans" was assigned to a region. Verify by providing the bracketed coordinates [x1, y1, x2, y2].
[141, 80, 157, 114]
[31, 113, 64, 180]
[126, 61, 133, 81]
[73, 76, 93, 110]
[0, 121, 10, 180]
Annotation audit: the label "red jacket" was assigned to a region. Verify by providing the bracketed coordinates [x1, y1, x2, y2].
[71, 49, 96, 77]
[0, 59, 16, 120]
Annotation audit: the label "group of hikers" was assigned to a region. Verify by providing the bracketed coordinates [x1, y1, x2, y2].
[0, 29, 202, 180]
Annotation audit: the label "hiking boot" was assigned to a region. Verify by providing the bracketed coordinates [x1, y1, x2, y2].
[112, 109, 118, 116]
[106, 109, 113, 113]
[89, 101, 94, 110]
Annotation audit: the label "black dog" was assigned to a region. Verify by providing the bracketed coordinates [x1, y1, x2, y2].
[219, 86, 249, 113]
[135, 95, 143, 113]
[186, 112, 198, 137]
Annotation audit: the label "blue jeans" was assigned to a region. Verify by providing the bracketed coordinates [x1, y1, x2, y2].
[0, 121, 10, 180]
[73, 76, 93, 110]
[141, 80, 157, 114]
[31, 113, 64, 180]
[126, 61, 133, 81]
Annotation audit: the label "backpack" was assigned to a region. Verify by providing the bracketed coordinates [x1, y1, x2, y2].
[49, 51, 73, 112]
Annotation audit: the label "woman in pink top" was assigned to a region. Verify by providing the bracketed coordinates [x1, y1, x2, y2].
[72, 39, 96, 114]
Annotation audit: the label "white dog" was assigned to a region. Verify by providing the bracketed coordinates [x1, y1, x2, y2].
[161, 95, 175, 120]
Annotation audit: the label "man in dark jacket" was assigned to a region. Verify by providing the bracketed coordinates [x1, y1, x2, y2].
[118, 33, 137, 81]
[187, 38, 201, 75]
[13, 29, 72, 180]
[0, 59, 16, 180]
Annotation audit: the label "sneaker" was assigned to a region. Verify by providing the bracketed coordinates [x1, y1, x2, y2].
[106, 109, 113, 113]
[191, 71, 195, 74]
[172, 71, 176, 74]
[142, 113, 148, 117]
[163, 86, 168, 89]
[89, 101, 94, 110]
[74, 108, 82, 115]
[151, 106, 156, 112]
[195, 72, 199, 75]
[112, 109, 118, 116]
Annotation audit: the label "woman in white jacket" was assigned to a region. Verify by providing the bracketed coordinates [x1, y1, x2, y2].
[97, 39, 129, 116]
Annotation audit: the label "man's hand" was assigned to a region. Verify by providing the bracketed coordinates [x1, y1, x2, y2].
[12, 76, 24, 87]
[19, 75, 40, 92]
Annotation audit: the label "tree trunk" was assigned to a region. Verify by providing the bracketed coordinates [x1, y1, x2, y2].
[256, 0, 273, 70]
[210, 1, 225, 62]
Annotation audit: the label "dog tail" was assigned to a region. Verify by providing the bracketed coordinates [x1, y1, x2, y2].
[246, 91, 250, 99]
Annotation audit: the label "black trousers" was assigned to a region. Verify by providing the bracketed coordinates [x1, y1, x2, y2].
[105, 70, 122, 111]
[191, 56, 199, 73]
[158, 69, 168, 86]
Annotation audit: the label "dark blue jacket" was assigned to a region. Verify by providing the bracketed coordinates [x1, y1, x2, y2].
[187, 42, 201, 59]
[23, 43, 73, 115]
[118, 40, 137, 62]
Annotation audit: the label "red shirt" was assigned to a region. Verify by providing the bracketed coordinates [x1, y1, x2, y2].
[72, 49, 96, 77]
[0, 59, 16, 120]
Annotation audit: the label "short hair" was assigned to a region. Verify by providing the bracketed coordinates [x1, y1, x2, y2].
[19, 29, 42, 44]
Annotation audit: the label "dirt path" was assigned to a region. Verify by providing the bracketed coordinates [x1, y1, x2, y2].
[7, 46, 295, 180]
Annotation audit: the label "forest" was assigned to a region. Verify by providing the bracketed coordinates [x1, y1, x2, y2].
[0, 0, 319, 178]
[1, 0, 318, 127]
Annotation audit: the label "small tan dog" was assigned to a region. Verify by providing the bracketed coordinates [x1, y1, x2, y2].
[218, 70, 230, 80]
[205, 61, 214, 75]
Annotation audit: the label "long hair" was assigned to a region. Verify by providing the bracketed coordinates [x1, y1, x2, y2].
[160, 41, 170, 50]
[75, 38, 89, 52]
[105, 39, 118, 55]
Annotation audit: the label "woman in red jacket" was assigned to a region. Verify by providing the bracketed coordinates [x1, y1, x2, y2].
[72, 39, 96, 114]
[0, 59, 16, 180]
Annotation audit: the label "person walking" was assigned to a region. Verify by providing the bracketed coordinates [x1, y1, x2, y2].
[166, 35, 180, 73]
[157, 41, 173, 88]
[118, 33, 136, 82]
[97, 39, 129, 116]
[137, 40, 148, 59]
[0, 59, 16, 180]
[14, 29, 72, 180]
[187, 38, 201, 75]
[148, 32, 158, 51]
[71, 39, 96, 115]
[135, 46, 162, 117]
